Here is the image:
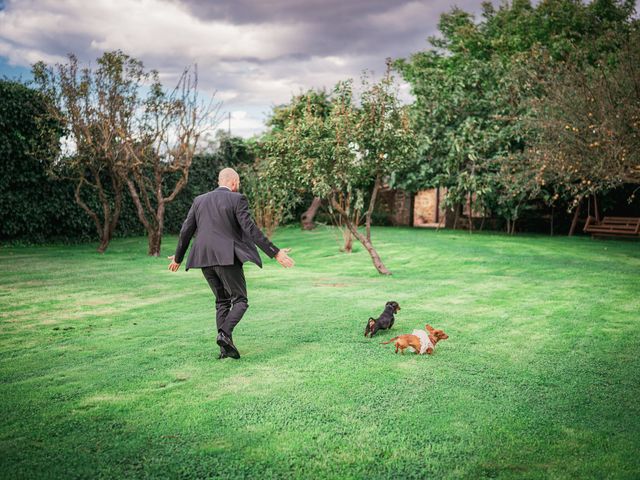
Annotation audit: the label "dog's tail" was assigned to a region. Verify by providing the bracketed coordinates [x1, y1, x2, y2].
[381, 336, 399, 345]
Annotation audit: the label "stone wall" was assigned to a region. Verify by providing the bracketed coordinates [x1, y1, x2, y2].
[376, 188, 413, 226]
[413, 188, 447, 227]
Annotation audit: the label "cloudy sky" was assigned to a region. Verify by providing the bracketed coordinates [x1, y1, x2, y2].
[0, 0, 486, 137]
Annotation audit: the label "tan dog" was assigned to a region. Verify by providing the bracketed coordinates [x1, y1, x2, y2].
[382, 324, 449, 355]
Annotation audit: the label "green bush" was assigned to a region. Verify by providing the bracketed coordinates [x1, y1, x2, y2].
[0, 82, 246, 244]
[0, 80, 144, 244]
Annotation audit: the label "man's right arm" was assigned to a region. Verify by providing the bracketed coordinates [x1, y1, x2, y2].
[174, 201, 197, 264]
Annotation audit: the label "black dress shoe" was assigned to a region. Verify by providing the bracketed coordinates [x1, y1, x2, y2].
[216, 332, 240, 359]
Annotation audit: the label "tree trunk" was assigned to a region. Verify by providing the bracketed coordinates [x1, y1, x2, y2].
[301, 197, 322, 230]
[452, 204, 461, 230]
[365, 176, 381, 241]
[348, 223, 391, 275]
[341, 228, 353, 253]
[146, 201, 165, 257]
[148, 229, 162, 256]
[445, 203, 459, 229]
[74, 176, 122, 254]
[124, 176, 164, 257]
[97, 237, 109, 254]
[467, 193, 473, 233]
[330, 196, 391, 275]
[568, 199, 582, 236]
[550, 206, 555, 236]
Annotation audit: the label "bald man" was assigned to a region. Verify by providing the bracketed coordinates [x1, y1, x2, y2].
[168, 168, 294, 359]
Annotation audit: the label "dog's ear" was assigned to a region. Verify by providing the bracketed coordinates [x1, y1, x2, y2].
[425, 324, 434, 332]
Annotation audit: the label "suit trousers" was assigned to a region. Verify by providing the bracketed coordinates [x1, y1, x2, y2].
[201, 259, 249, 342]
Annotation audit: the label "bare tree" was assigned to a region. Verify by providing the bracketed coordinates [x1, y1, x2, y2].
[118, 66, 222, 256]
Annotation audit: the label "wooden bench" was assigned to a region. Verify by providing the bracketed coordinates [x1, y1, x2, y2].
[584, 216, 640, 238]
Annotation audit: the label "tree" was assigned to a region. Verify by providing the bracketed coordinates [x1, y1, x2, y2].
[527, 26, 640, 209]
[118, 65, 221, 256]
[265, 89, 331, 230]
[356, 63, 416, 241]
[395, 0, 637, 233]
[237, 158, 294, 238]
[33, 52, 144, 252]
[395, 8, 530, 232]
[262, 71, 415, 275]
[34, 51, 220, 256]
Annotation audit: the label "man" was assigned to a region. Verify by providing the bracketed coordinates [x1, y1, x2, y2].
[167, 167, 294, 360]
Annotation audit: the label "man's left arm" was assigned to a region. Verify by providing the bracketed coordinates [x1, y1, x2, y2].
[235, 194, 279, 258]
[235, 194, 294, 268]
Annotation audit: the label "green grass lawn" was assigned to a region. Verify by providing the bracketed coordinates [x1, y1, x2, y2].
[1, 227, 639, 479]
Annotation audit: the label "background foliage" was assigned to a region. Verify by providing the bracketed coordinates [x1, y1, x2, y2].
[394, 0, 639, 231]
[0, 87, 246, 245]
[2, 0, 639, 245]
[0, 79, 140, 243]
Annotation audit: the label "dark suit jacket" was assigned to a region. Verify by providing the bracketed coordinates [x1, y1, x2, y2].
[174, 187, 279, 270]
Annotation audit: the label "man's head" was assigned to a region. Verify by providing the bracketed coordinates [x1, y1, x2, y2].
[218, 168, 240, 192]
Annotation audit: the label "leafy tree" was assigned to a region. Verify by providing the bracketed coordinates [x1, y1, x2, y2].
[395, 0, 637, 233]
[236, 159, 293, 238]
[266, 89, 331, 131]
[395, 8, 530, 231]
[527, 25, 640, 211]
[262, 69, 415, 275]
[265, 89, 332, 230]
[356, 64, 416, 241]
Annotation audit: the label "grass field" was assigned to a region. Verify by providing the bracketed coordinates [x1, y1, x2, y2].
[1, 226, 639, 479]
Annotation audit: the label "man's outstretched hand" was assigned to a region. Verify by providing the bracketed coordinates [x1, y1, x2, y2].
[167, 255, 181, 272]
[275, 248, 295, 268]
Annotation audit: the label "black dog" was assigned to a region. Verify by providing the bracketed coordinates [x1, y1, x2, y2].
[364, 301, 400, 337]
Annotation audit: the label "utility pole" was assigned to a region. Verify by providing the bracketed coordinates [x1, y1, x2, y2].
[228, 112, 231, 135]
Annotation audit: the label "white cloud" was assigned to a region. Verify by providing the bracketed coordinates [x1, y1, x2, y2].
[368, 1, 441, 31]
[217, 90, 239, 101]
[0, 41, 65, 66]
[0, 0, 301, 63]
[0, 0, 458, 137]
[226, 110, 268, 138]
